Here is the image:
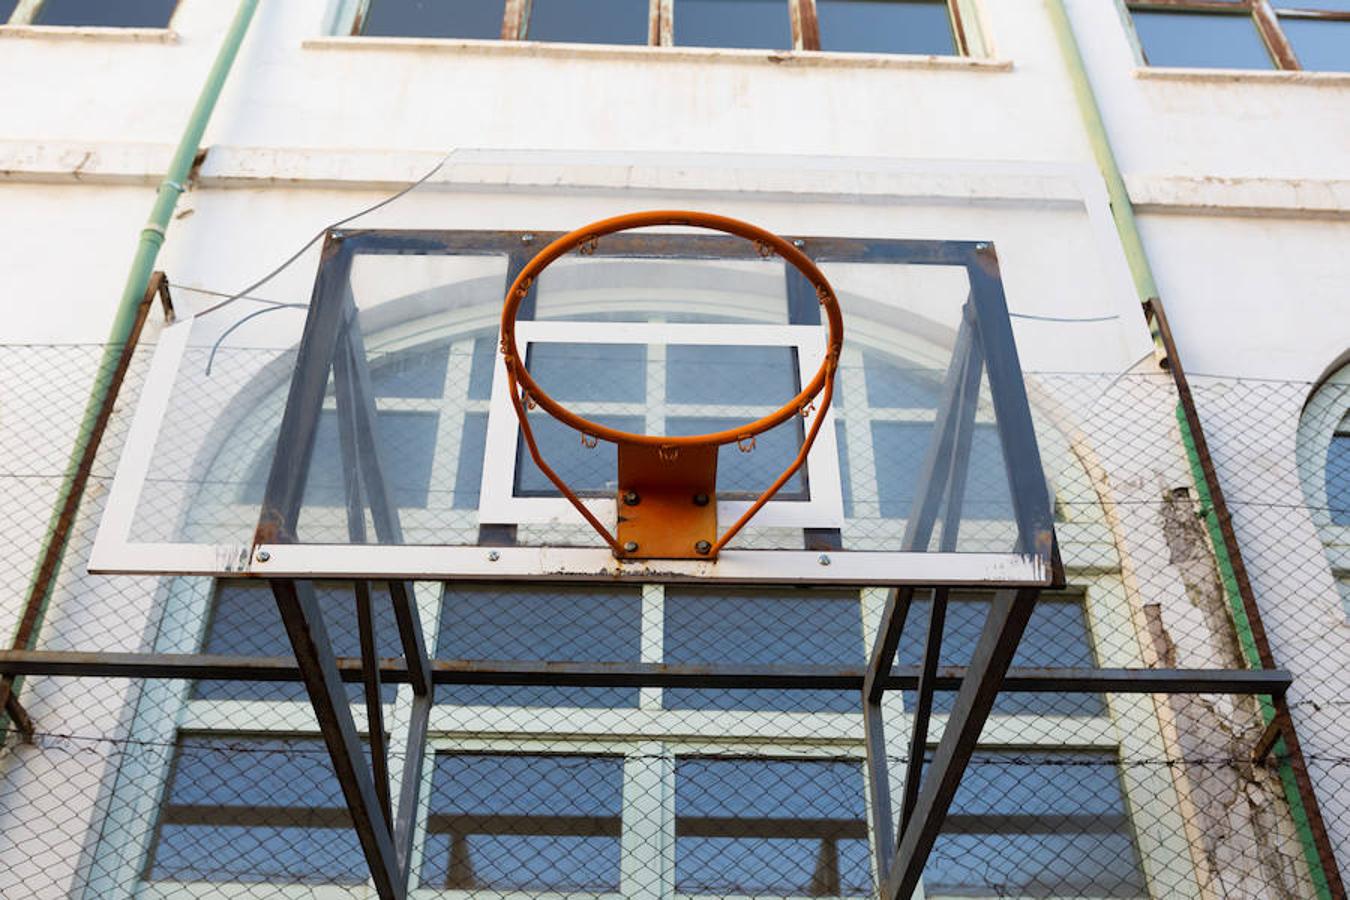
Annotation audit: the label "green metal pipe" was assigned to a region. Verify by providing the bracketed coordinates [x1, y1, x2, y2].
[9, 0, 260, 687]
[1043, 1, 1336, 895]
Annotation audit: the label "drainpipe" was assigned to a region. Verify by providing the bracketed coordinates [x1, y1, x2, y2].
[1, 0, 261, 722]
[1042, 2, 1344, 897]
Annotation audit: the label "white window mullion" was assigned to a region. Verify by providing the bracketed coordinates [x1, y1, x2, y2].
[621, 742, 675, 900]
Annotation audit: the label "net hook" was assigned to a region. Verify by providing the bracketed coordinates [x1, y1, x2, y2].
[578, 235, 599, 256]
[754, 240, 775, 259]
[737, 434, 756, 453]
[658, 445, 680, 463]
[580, 432, 599, 449]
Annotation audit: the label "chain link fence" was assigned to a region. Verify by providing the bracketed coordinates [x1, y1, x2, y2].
[0, 337, 1346, 900]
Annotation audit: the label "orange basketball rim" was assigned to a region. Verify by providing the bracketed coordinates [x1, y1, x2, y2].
[500, 210, 845, 561]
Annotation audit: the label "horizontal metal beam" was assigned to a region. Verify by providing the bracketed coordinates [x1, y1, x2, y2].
[0, 651, 1293, 695]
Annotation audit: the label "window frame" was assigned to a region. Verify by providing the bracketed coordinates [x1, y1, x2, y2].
[1124, 0, 1350, 71]
[340, 0, 981, 56]
[1297, 365, 1350, 620]
[2, 0, 180, 28]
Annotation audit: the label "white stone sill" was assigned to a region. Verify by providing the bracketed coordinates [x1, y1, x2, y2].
[0, 24, 177, 43]
[303, 35, 1012, 73]
[1135, 66, 1350, 87]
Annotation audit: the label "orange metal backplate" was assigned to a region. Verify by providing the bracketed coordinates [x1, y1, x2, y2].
[615, 444, 718, 559]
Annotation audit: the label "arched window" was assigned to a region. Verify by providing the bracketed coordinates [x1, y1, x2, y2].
[1298, 360, 1350, 617]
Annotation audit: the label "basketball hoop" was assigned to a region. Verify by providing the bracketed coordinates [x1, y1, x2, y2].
[500, 210, 844, 560]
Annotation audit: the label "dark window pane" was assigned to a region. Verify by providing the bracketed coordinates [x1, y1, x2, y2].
[454, 412, 489, 509]
[527, 342, 646, 402]
[436, 585, 641, 707]
[898, 592, 1104, 715]
[527, 0, 648, 44]
[515, 413, 643, 496]
[370, 341, 449, 398]
[676, 758, 872, 895]
[147, 737, 368, 884]
[0, 0, 18, 23]
[1328, 433, 1350, 525]
[927, 751, 1147, 897]
[668, 416, 807, 498]
[1273, 0, 1350, 10]
[817, 0, 956, 55]
[863, 353, 942, 408]
[666, 345, 799, 405]
[1132, 11, 1274, 69]
[468, 335, 497, 400]
[1283, 17, 1350, 71]
[362, 0, 504, 38]
[664, 588, 862, 711]
[192, 581, 401, 702]
[242, 409, 439, 510]
[871, 421, 1013, 521]
[420, 754, 623, 891]
[35, 0, 176, 27]
[675, 0, 791, 49]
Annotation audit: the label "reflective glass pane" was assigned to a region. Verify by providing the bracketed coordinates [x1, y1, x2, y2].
[515, 413, 643, 495]
[817, 0, 956, 55]
[1132, 11, 1275, 69]
[371, 341, 450, 398]
[668, 415, 806, 497]
[454, 412, 489, 510]
[0, 1, 18, 23]
[468, 335, 497, 400]
[362, 0, 504, 38]
[147, 737, 367, 884]
[436, 585, 642, 707]
[666, 345, 799, 405]
[527, 343, 646, 402]
[34, 0, 176, 27]
[675, 0, 792, 49]
[1283, 17, 1350, 70]
[241, 409, 439, 509]
[863, 352, 943, 408]
[871, 421, 1013, 520]
[420, 754, 623, 891]
[676, 758, 871, 895]
[1328, 432, 1350, 524]
[527, 0, 649, 44]
[927, 751, 1147, 897]
[898, 592, 1104, 715]
[192, 581, 402, 702]
[663, 588, 862, 711]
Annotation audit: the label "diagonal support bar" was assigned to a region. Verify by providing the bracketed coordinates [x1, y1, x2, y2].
[883, 588, 1040, 900]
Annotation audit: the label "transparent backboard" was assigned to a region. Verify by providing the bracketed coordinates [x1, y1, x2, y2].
[92, 226, 1056, 585]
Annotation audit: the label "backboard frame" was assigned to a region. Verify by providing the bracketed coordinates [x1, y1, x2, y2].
[90, 227, 1056, 587]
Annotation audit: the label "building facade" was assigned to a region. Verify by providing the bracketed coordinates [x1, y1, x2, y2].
[0, 1, 1346, 898]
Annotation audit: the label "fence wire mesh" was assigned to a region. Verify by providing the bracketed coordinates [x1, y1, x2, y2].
[0, 339, 1347, 900]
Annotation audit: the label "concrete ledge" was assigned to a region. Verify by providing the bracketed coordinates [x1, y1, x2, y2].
[1127, 174, 1350, 220]
[302, 35, 1013, 73]
[1135, 66, 1350, 88]
[0, 24, 177, 43]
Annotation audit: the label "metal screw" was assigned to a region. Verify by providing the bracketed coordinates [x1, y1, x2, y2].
[692, 492, 709, 507]
[975, 242, 989, 251]
[818, 553, 831, 566]
[487, 550, 500, 562]
[623, 490, 641, 506]
[522, 233, 535, 244]
[623, 541, 639, 553]
[695, 540, 712, 555]
[792, 239, 805, 248]
[255, 550, 271, 563]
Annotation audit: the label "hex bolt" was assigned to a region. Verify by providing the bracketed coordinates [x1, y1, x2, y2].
[522, 233, 535, 244]
[692, 492, 709, 507]
[695, 540, 712, 555]
[623, 490, 641, 506]
[623, 541, 639, 553]
[487, 550, 500, 562]
[255, 550, 271, 563]
[792, 239, 805, 248]
[818, 553, 831, 566]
